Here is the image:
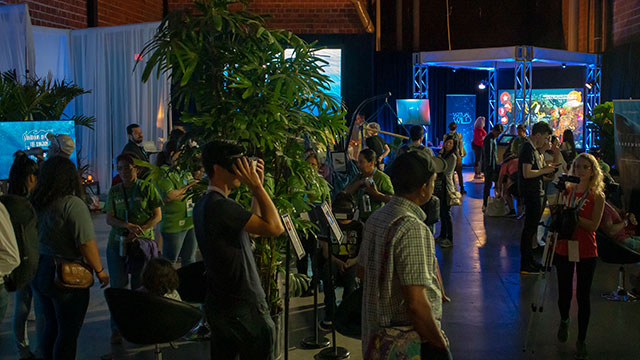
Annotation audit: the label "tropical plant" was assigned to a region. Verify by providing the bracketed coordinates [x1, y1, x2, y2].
[0, 70, 95, 129]
[140, 0, 346, 315]
[586, 101, 615, 164]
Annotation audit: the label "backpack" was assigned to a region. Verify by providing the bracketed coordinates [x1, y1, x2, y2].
[1, 195, 39, 292]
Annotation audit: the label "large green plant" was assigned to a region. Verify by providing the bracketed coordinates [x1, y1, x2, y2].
[0, 70, 95, 129]
[140, 0, 345, 314]
[586, 101, 614, 164]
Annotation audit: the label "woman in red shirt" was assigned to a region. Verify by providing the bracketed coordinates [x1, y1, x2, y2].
[472, 116, 487, 179]
[554, 153, 605, 360]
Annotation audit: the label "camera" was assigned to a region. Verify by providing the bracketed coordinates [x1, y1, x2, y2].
[555, 174, 580, 191]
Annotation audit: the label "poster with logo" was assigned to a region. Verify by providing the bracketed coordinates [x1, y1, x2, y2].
[446, 94, 476, 166]
[0, 120, 77, 179]
[613, 100, 640, 207]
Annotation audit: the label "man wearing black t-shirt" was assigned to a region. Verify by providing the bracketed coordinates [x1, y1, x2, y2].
[365, 122, 390, 169]
[518, 122, 557, 274]
[194, 140, 284, 360]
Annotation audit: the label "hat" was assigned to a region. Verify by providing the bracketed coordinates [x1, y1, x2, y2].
[366, 122, 380, 131]
[392, 150, 446, 179]
[46, 133, 75, 156]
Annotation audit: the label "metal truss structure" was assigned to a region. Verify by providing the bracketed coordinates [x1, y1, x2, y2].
[514, 47, 533, 130]
[488, 66, 497, 129]
[585, 63, 602, 148]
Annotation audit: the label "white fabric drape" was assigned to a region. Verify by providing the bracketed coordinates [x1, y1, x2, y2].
[0, 4, 36, 79]
[70, 22, 169, 192]
[32, 26, 72, 82]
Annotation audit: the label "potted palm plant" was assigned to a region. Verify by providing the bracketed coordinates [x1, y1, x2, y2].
[139, 0, 345, 357]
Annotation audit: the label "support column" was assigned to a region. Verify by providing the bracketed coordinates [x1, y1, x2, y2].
[488, 65, 497, 130]
[514, 47, 533, 131]
[585, 57, 602, 149]
[413, 54, 428, 99]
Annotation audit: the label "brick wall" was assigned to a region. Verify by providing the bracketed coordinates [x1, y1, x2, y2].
[613, 0, 640, 46]
[97, 0, 163, 27]
[2, 0, 86, 28]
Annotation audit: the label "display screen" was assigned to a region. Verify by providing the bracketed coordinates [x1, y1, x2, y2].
[397, 99, 431, 126]
[0, 120, 77, 179]
[498, 88, 584, 149]
[284, 48, 341, 110]
[446, 94, 475, 165]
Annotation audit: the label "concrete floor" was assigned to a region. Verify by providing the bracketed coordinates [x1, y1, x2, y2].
[1, 170, 639, 359]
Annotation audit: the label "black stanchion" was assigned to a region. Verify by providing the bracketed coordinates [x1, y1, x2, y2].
[316, 241, 349, 360]
[301, 235, 331, 349]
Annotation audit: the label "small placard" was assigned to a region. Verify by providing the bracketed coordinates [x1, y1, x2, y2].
[320, 202, 345, 244]
[281, 213, 305, 260]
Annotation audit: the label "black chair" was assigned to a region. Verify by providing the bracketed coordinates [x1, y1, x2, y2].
[104, 288, 203, 359]
[176, 261, 207, 304]
[596, 232, 640, 302]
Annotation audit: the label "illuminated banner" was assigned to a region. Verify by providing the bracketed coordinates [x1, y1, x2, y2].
[446, 94, 476, 166]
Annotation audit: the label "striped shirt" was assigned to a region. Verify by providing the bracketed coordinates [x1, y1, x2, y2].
[359, 196, 442, 354]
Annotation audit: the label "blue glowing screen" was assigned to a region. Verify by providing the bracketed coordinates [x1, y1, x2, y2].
[446, 94, 476, 166]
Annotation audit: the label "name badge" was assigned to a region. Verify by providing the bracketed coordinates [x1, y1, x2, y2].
[186, 199, 194, 217]
[179, 219, 186, 226]
[568, 240, 580, 262]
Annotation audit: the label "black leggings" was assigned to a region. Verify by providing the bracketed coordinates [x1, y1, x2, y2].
[555, 255, 597, 342]
[472, 143, 482, 168]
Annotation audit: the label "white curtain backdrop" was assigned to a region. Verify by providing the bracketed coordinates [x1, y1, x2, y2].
[32, 26, 72, 82]
[70, 22, 169, 193]
[0, 4, 36, 79]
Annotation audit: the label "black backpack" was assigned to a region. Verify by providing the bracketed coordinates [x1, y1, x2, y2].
[1, 195, 39, 292]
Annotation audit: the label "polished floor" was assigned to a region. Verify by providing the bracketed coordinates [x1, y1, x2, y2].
[1, 170, 639, 359]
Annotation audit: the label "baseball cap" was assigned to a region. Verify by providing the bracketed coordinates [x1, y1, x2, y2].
[46, 133, 75, 156]
[366, 122, 381, 131]
[390, 150, 447, 194]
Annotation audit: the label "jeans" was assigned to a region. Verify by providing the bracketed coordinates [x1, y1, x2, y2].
[106, 237, 143, 332]
[454, 160, 465, 192]
[439, 203, 453, 241]
[161, 228, 197, 267]
[32, 255, 90, 360]
[320, 260, 358, 320]
[482, 172, 497, 207]
[520, 195, 544, 268]
[0, 283, 8, 324]
[14, 284, 46, 358]
[556, 255, 597, 342]
[206, 300, 275, 360]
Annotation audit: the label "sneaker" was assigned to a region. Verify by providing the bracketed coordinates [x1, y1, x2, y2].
[557, 318, 570, 343]
[520, 263, 541, 275]
[319, 320, 333, 331]
[110, 331, 123, 345]
[575, 340, 588, 360]
[438, 239, 453, 248]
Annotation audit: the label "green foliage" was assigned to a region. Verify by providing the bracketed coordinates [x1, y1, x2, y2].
[140, 0, 346, 314]
[586, 102, 615, 164]
[0, 70, 96, 129]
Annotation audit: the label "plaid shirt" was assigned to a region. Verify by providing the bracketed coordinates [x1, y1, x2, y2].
[359, 196, 442, 354]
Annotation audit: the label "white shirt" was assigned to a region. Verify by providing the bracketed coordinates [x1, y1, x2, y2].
[0, 202, 20, 283]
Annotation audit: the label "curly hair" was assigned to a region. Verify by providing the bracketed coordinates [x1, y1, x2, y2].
[570, 153, 604, 195]
[30, 156, 82, 211]
[142, 258, 180, 297]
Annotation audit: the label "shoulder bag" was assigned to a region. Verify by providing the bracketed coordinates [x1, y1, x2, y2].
[54, 259, 94, 289]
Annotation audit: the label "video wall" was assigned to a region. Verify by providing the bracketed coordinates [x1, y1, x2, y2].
[284, 48, 342, 105]
[0, 120, 77, 179]
[498, 88, 584, 148]
[446, 94, 476, 166]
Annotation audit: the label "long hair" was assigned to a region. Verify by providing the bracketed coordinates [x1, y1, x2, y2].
[569, 153, 604, 195]
[562, 129, 576, 152]
[30, 156, 83, 211]
[474, 116, 485, 129]
[440, 134, 457, 159]
[142, 257, 180, 297]
[8, 153, 38, 196]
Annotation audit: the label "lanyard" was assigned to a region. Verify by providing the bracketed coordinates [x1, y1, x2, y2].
[121, 181, 137, 222]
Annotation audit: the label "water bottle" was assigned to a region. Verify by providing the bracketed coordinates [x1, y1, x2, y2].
[363, 194, 371, 213]
[119, 229, 129, 257]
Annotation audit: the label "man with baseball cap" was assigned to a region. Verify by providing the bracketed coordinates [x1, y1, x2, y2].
[360, 151, 452, 359]
[365, 122, 390, 170]
[46, 133, 75, 158]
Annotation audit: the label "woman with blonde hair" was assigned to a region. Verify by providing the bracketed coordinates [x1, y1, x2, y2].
[554, 153, 605, 360]
[472, 116, 486, 179]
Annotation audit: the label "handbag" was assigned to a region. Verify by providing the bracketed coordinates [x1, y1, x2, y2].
[485, 196, 506, 217]
[447, 191, 461, 206]
[54, 259, 94, 289]
[364, 216, 423, 360]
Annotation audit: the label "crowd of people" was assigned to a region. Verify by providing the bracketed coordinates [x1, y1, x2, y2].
[0, 114, 638, 360]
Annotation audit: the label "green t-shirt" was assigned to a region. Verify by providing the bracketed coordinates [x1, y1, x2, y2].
[511, 136, 527, 157]
[37, 195, 96, 261]
[106, 181, 163, 241]
[155, 165, 194, 234]
[351, 169, 394, 221]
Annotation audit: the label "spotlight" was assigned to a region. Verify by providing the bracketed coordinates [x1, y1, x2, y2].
[585, 80, 595, 90]
[477, 80, 488, 90]
[562, 63, 567, 69]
